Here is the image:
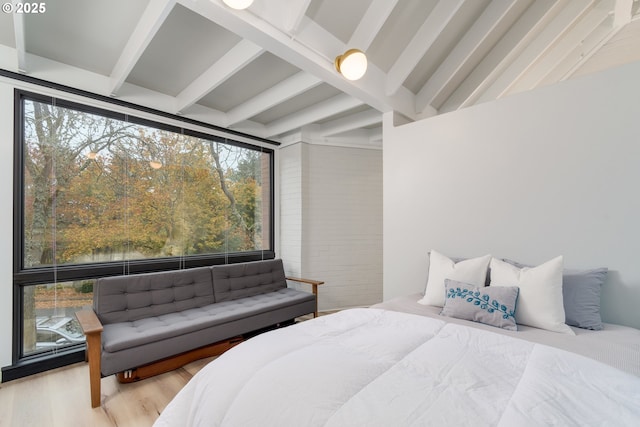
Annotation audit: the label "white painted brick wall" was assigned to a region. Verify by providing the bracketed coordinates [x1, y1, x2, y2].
[279, 142, 383, 310]
[278, 143, 302, 278]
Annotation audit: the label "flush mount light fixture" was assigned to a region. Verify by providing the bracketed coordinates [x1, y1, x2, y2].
[149, 161, 162, 170]
[222, 0, 253, 9]
[335, 49, 368, 81]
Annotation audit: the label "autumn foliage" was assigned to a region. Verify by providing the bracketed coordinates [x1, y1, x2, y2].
[22, 101, 269, 268]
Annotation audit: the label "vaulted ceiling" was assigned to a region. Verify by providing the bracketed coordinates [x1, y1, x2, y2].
[1, 0, 639, 148]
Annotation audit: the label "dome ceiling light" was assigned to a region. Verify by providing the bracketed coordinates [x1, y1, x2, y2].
[222, 0, 253, 10]
[335, 49, 368, 81]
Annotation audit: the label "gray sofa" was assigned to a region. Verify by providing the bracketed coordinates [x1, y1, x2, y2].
[76, 259, 323, 408]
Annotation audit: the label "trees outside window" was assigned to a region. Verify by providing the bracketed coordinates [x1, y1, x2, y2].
[16, 92, 273, 358]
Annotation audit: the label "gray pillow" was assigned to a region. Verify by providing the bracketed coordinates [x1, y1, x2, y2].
[440, 279, 519, 331]
[562, 268, 608, 330]
[501, 259, 607, 330]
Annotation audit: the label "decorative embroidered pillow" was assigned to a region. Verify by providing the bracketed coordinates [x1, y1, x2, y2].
[490, 256, 574, 335]
[440, 279, 519, 331]
[418, 250, 492, 307]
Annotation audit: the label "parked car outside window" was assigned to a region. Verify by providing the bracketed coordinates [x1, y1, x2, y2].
[36, 316, 86, 350]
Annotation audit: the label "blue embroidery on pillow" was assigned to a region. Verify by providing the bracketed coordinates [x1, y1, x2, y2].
[446, 287, 515, 320]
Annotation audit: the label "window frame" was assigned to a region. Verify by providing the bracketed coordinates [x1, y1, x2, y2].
[6, 87, 277, 381]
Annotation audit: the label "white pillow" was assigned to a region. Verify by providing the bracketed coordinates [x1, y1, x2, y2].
[418, 250, 491, 307]
[490, 256, 574, 335]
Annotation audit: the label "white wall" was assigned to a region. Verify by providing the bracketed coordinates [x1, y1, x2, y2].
[280, 142, 383, 310]
[383, 60, 640, 329]
[0, 81, 15, 369]
[279, 143, 303, 276]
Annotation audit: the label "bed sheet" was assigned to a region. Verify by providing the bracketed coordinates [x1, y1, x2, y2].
[373, 293, 640, 376]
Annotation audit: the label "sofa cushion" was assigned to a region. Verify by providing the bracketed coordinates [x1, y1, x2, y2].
[100, 290, 317, 376]
[102, 288, 315, 352]
[94, 267, 215, 325]
[212, 259, 287, 302]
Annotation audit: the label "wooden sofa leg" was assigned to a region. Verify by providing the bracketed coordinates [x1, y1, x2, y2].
[76, 309, 104, 408]
[86, 332, 102, 408]
[312, 284, 319, 318]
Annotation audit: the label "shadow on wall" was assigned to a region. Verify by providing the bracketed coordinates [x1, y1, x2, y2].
[600, 271, 640, 329]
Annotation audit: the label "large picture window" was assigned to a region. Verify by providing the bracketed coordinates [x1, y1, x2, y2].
[13, 90, 274, 370]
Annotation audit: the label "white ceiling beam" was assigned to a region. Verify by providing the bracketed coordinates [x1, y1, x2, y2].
[319, 128, 383, 148]
[613, 0, 633, 27]
[109, 0, 176, 96]
[368, 127, 383, 145]
[386, 0, 466, 96]
[179, 0, 416, 120]
[279, 127, 382, 149]
[506, 0, 612, 96]
[8, 52, 112, 97]
[12, 5, 26, 73]
[542, 18, 613, 84]
[175, 40, 263, 113]
[349, 0, 400, 50]
[2, 49, 231, 128]
[293, 16, 416, 117]
[476, 0, 596, 103]
[265, 93, 363, 137]
[415, 0, 524, 114]
[177, 102, 233, 130]
[443, 0, 563, 112]
[285, 0, 313, 34]
[0, 45, 17, 70]
[226, 71, 322, 126]
[319, 109, 381, 137]
[228, 120, 267, 138]
[560, 1, 634, 80]
[248, 0, 312, 34]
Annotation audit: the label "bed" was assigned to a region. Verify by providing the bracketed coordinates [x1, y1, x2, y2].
[154, 295, 640, 426]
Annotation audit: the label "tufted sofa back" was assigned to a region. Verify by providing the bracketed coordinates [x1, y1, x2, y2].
[93, 260, 289, 325]
[211, 259, 287, 302]
[94, 267, 215, 325]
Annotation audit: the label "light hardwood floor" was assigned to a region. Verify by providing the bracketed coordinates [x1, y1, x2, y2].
[0, 313, 325, 427]
[0, 355, 215, 427]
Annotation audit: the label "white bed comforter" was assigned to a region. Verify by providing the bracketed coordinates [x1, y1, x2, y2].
[155, 309, 640, 427]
